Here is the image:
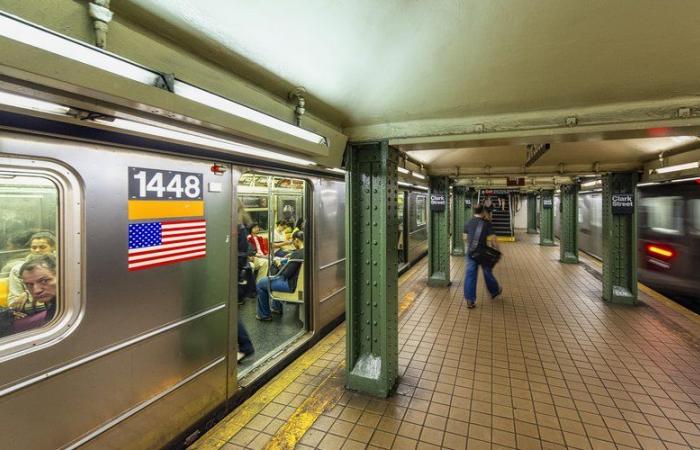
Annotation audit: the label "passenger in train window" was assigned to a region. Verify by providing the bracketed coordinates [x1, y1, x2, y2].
[15, 254, 58, 330]
[255, 231, 304, 321]
[237, 202, 257, 300]
[247, 223, 269, 281]
[7, 231, 57, 311]
[292, 217, 304, 235]
[0, 230, 33, 277]
[272, 220, 292, 256]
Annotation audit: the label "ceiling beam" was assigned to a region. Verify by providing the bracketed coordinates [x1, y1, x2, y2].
[524, 143, 550, 167]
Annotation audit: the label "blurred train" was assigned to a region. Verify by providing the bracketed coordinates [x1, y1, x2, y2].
[554, 179, 700, 299]
[0, 115, 428, 448]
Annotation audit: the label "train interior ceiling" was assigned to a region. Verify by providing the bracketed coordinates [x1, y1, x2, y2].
[2, 2, 700, 449]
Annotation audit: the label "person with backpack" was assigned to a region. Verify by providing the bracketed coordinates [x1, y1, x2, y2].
[463, 204, 502, 308]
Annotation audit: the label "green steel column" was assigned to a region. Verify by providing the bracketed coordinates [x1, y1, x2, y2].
[428, 176, 451, 286]
[345, 141, 399, 397]
[465, 189, 476, 219]
[602, 173, 638, 304]
[559, 184, 579, 264]
[527, 193, 538, 234]
[451, 185, 467, 256]
[539, 189, 555, 246]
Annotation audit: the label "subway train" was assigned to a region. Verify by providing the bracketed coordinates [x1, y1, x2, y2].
[554, 180, 700, 299]
[0, 124, 428, 448]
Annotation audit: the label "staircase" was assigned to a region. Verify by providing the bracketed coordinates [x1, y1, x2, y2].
[479, 190, 514, 240]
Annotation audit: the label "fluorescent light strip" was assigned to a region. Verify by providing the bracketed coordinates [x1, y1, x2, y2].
[173, 83, 326, 145]
[328, 168, 346, 174]
[415, 185, 429, 191]
[0, 91, 70, 115]
[670, 176, 700, 183]
[636, 182, 658, 187]
[94, 118, 316, 166]
[412, 171, 426, 180]
[0, 14, 158, 85]
[398, 181, 413, 187]
[654, 162, 699, 174]
[398, 167, 410, 174]
[0, 13, 327, 146]
[581, 180, 601, 188]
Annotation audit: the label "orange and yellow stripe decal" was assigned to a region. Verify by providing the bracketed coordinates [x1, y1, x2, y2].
[127, 200, 204, 220]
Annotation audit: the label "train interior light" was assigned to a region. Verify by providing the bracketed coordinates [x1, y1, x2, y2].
[0, 90, 70, 116]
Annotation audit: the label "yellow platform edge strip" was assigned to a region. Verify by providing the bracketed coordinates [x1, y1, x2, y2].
[497, 236, 516, 242]
[127, 200, 204, 220]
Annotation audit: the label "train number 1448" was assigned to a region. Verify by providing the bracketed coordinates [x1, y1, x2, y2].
[129, 167, 203, 200]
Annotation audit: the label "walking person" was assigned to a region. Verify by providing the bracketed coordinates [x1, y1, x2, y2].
[463, 205, 502, 308]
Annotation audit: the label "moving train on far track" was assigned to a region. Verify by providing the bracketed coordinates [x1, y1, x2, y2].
[554, 179, 700, 299]
[0, 110, 428, 448]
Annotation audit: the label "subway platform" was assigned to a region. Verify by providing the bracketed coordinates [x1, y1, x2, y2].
[192, 233, 700, 450]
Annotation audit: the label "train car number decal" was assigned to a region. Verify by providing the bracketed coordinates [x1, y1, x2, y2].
[129, 167, 203, 200]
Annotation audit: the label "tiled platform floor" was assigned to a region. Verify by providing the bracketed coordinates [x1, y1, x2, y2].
[193, 233, 700, 450]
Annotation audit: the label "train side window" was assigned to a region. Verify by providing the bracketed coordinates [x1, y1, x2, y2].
[641, 196, 683, 234]
[0, 160, 80, 359]
[689, 199, 700, 235]
[0, 174, 59, 340]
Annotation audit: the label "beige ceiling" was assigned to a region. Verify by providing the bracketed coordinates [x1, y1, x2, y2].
[115, 0, 700, 174]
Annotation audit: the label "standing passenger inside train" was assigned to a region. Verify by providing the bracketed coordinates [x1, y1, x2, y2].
[8, 231, 56, 311]
[255, 231, 304, 321]
[247, 223, 269, 281]
[0, 230, 33, 277]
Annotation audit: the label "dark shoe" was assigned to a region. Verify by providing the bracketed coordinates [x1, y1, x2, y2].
[466, 300, 476, 308]
[491, 288, 502, 300]
[271, 308, 282, 315]
[256, 315, 272, 321]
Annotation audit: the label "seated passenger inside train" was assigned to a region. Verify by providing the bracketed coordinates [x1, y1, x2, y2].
[15, 254, 58, 332]
[8, 231, 57, 311]
[271, 219, 293, 257]
[247, 223, 269, 281]
[255, 231, 304, 321]
[0, 230, 34, 277]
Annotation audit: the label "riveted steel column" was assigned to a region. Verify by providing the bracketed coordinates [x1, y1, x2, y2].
[560, 184, 579, 264]
[451, 185, 467, 256]
[540, 189, 555, 246]
[602, 173, 638, 304]
[345, 141, 398, 397]
[527, 193, 538, 234]
[428, 176, 451, 286]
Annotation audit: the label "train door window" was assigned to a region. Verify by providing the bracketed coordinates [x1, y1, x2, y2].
[236, 173, 307, 377]
[415, 195, 427, 226]
[689, 199, 700, 235]
[397, 191, 406, 265]
[0, 167, 69, 350]
[641, 196, 684, 234]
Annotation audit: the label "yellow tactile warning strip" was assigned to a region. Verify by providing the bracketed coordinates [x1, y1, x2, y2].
[195, 233, 700, 450]
[190, 258, 428, 450]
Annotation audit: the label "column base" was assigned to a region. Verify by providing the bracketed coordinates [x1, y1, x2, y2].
[560, 251, 579, 264]
[427, 273, 451, 287]
[540, 240, 555, 246]
[527, 229, 538, 234]
[347, 359, 397, 398]
[451, 249, 465, 257]
[604, 286, 637, 305]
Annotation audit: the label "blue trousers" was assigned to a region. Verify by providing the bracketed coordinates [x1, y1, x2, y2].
[237, 319, 254, 355]
[256, 276, 290, 318]
[464, 256, 500, 303]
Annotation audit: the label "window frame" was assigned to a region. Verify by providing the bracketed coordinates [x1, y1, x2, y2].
[0, 157, 82, 362]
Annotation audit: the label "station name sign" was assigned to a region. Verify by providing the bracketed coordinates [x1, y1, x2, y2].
[542, 197, 553, 209]
[465, 198, 472, 208]
[430, 193, 446, 212]
[612, 193, 634, 215]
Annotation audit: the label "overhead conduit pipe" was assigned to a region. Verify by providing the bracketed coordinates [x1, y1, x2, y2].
[88, 0, 113, 49]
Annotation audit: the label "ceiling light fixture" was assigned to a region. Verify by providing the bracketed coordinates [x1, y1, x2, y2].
[0, 12, 327, 146]
[398, 167, 410, 174]
[0, 90, 70, 115]
[92, 118, 316, 166]
[581, 180, 601, 188]
[328, 167, 346, 174]
[412, 171, 426, 180]
[670, 176, 700, 183]
[653, 162, 699, 174]
[398, 181, 413, 187]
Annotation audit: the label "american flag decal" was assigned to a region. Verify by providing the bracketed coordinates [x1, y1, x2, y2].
[128, 219, 206, 271]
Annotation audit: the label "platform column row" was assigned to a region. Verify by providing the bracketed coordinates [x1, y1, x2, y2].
[428, 176, 451, 286]
[559, 184, 579, 264]
[602, 172, 638, 304]
[526, 192, 538, 234]
[451, 185, 466, 256]
[539, 189, 555, 246]
[345, 141, 398, 397]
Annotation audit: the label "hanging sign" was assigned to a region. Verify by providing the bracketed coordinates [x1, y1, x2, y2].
[612, 193, 634, 215]
[465, 198, 472, 208]
[430, 194, 446, 212]
[543, 197, 553, 209]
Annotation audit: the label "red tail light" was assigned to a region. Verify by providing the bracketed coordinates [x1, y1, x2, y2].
[645, 243, 675, 261]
